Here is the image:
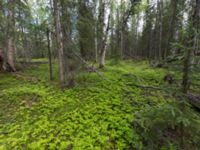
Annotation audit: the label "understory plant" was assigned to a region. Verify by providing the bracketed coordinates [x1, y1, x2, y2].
[134, 101, 200, 150]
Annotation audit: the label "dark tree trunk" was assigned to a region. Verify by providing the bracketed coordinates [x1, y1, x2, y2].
[182, 0, 200, 93]
[0, 48, 4, 72]
[157, 0, 163, 60]
[165, 0, 178, 56]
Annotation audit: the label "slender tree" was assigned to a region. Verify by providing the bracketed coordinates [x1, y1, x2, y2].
[7, 0, 16, 71]
[99, 13, 110, 68]
[47, 28, 53, 81]
[53, 0, 66, 88]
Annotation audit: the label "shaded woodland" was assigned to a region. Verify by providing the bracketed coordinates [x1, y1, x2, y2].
[0, 0, 200, 149]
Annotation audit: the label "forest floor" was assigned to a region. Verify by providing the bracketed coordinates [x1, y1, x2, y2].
[0, 60, 200, 150]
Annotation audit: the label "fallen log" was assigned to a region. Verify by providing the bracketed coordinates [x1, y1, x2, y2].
[12, 73, 41, 83]
[127, 83, 164, 90]
[128, 83, 200, 110]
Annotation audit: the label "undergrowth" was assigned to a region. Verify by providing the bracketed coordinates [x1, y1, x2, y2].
[0, 60, 199, 150]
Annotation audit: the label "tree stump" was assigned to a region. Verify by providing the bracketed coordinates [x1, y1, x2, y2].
[163, 74, 175, 84]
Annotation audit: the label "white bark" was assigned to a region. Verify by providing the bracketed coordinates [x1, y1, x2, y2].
[99, 14, 110, 68]
[99, 1, 110, 68]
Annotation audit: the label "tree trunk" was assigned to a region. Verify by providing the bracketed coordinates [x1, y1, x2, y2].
[0, 48, 4, 71]
[99, 47, 106, 68]
[166, 0, 178, 56]
[97, 0, 104, 61]
[99, 14, 110, 68]
[157, 0, 163, 60]
[182, 0, 200, 93]
[7, 0, 16, 72]
[47, 28, 53, 81]
[116, 9, 121, 58]
[53, 0, 66, 89]
[95, 23, 98, 62]
[145, 0, 153, 60]
[110, 4, 114, 58]
[120, 28, 124, 58]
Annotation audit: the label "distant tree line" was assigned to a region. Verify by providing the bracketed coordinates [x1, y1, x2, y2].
[0, 0, 199, 90]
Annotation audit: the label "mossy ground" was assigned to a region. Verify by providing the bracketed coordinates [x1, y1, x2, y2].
[0, 60, 199, 150]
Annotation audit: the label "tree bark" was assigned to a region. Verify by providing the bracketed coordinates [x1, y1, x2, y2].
[99, 13, 110, 68]
[0, 48, 4, 71]
[98, 0, 106, 68]
[7, 0, 16, 72]
[47, 28, 53, 81]
[97, 0, 104, 60]
[53, 0, 66, 88]
[182, 0, 200, 93]
[95, 20, 98, 62]
[157, 0, 163, 60]
[166, 0, 178, 56]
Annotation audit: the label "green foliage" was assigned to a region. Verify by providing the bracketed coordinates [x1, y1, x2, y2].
[134, 101, 200, 150]
[77, 0, 96, 61]
[0, 60, 200, 149]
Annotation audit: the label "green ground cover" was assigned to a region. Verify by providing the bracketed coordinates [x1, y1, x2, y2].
[0, 60, 199, 150]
